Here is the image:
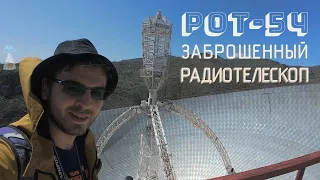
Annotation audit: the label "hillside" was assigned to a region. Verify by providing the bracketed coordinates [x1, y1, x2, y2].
[0, 56, 319, 126]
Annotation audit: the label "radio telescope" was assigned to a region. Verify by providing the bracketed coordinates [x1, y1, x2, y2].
[96, 10, 235, 180]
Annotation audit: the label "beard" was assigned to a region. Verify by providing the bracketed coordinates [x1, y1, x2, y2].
[46, 95, 97, 136]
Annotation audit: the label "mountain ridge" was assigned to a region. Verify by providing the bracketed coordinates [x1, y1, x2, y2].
[0, 56, 319, 125]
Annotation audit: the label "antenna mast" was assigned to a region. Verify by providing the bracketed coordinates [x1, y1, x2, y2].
[139, 10, 176, 180]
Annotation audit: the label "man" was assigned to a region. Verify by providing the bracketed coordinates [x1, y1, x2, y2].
[0, 38, 118, 179]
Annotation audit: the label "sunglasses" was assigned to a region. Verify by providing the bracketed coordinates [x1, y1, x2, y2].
[50, 78, 109, 100]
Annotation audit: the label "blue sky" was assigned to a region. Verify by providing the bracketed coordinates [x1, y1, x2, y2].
[0, 0, 318, 66]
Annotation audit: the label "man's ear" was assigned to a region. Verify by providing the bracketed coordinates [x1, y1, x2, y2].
[41, 77, 49, 100]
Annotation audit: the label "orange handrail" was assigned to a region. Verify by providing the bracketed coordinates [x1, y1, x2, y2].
[208, 150, 320, 180]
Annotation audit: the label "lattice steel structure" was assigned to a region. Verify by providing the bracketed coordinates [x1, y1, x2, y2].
[140, 10, 172, 106]
[96, 10, 235, 180]
[137, 122, 160, 180]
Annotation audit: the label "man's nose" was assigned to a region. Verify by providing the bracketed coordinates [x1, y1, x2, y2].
[76, 90, 93, 109]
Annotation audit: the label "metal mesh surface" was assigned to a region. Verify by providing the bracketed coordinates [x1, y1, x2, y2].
[90, 83, 320, 180]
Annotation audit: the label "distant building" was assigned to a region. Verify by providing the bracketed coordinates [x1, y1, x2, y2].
[3, 53, 16, 70]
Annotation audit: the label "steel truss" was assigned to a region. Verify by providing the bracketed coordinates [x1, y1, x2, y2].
[96, 100, 235, 180]
[137, 123, 159, 180]
[96, 10, 234, 180]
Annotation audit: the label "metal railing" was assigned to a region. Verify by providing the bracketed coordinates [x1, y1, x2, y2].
[207, 150, 320, 180]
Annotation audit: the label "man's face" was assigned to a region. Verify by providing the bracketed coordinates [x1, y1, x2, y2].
[43, 64, 107, 136]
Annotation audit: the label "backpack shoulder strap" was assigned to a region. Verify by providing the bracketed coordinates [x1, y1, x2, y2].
[0, 125, 32, 180]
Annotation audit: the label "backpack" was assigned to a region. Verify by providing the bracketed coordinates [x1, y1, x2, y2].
[0, 125, 32, 180]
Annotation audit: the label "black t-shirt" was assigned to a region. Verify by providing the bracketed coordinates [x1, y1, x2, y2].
[54, 137, 89, 180]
